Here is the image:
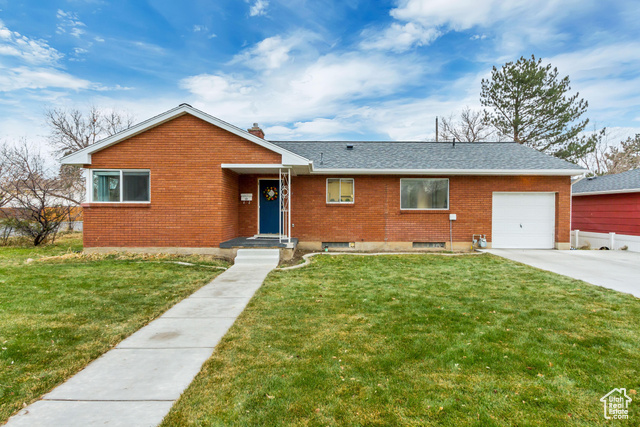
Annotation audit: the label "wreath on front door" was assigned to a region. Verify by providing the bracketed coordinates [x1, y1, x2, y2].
[263, 186, 278, 201]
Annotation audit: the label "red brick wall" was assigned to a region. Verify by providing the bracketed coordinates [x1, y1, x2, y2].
[238, 175, 572, 244]
[572, 192, 640, 236]
[83, 114, 281, 247]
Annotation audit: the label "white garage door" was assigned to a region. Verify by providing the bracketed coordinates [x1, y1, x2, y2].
[492, 193, 555, 249]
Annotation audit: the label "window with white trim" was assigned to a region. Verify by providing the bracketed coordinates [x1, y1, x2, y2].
[92, 170, 150, 202]
[327, 178, 354, 203]
[400, 178, 448, 210]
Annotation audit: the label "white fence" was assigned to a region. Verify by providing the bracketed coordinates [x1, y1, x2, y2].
[571, 230, 640, 253]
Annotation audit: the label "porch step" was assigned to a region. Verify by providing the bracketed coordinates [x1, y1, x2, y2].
[234, 249, 280, 267]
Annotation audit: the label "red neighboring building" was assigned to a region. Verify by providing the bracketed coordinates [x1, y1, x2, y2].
[572, 169, 640, 251]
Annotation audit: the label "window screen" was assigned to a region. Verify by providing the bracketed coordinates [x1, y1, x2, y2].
[93, 171, 120, 202]
[123, 172, 150, 202]
[327, 178, 354, 203]
[401, 179, 448, 209]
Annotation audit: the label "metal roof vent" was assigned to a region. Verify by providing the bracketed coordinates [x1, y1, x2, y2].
[346, 144, 354, 150]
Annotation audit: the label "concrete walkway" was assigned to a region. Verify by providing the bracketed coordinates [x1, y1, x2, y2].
[6, 249, 280, 427]
[484, 249, 640, 298]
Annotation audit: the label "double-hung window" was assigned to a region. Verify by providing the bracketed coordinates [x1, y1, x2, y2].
[92, 170, 150, 202]
[400, 178, 448, 210]
[327, 178, 354, 204]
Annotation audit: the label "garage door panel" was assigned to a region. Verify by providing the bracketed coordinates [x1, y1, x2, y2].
[492, 193, 555, 249]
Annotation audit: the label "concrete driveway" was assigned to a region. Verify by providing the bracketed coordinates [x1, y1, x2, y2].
[484, 249, 640, 298]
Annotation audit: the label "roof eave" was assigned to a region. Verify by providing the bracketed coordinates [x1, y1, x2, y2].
[308, 168, 586, 176]
[572, 188, 640, 196]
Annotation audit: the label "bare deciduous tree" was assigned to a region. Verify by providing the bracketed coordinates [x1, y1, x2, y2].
[439, 107, 495, 142]
[0, 141, 81, 245]
[45, 106, 134, 207]
[576, 128, 609, 175]
[578, 129, 640, 176]
[45, 106, 135, 157]
[605, 134, 640, 174]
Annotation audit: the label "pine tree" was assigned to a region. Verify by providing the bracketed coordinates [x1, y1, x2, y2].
[481, 55, 594, 161]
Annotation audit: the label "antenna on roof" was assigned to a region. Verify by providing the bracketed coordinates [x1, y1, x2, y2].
[452, 138, 456, 148]
[435, 116, 439, 142]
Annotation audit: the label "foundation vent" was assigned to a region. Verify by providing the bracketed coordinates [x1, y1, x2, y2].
[413, 242, 446, 249]
[322, 242, 351, 248]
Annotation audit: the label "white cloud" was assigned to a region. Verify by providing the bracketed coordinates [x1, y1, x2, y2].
[131, 41, 165, 55]
[69, 47, 89, 62]
[179, 74, 256, 102]
[0, 66, 91, 92]
[544, 42, 640, 127]
[470, 34, 486, 40]
[94, 36, 105, 42]
[92, 84, 134, 91]
[179, 32, 432, 139]
[181, 50, 423, 120]
[56, 9, 86, 38]
[265, 118, 361, 140]
[390, 0, 528, 30]
[192, 25, 216, 38]
[0, 20, 63, 65]
[361, 22, 440, 52]
[231, 34, 310, 70]
[548, 42, 640, 81]
[289, 53, 415, 103]
[367, 0, 585, 52]
[249, 0, 269, 17]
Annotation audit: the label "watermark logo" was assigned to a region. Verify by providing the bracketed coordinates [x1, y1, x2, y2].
[601, 388, 632, 420]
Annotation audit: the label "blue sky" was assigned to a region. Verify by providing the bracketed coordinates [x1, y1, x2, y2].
[1, 0, 639, 149]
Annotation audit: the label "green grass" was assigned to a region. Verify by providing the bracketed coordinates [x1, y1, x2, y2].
[162, 254, 640, 426]
[0, 234, 227, 423]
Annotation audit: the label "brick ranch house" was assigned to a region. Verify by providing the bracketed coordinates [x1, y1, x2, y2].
[571, 168, 640, 252]
[61, 104, 585, 256]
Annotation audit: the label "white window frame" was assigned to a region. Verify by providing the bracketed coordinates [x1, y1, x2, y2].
[326, 178, 355, 204]
[400, 178, 449, 210]
[88, 169, 151, 203]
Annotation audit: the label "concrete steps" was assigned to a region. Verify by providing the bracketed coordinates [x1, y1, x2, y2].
[233, 249, 280, 267]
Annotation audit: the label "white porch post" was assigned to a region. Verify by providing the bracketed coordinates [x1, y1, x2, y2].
[279, 168, 291, 243]
[278, 168, 282, 240]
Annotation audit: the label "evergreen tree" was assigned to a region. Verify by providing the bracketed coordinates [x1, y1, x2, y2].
[481, 55, 594, 161]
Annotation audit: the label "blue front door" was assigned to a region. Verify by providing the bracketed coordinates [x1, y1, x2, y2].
[259, 180, 280, 234]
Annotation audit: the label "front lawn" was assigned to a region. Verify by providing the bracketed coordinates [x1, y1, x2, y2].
[0, 234, 227, 423]
[163, 254, 639, 426]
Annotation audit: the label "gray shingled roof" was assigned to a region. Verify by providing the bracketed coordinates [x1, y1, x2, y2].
[573, 168, 640, 194]
[270, 141, 584, 171]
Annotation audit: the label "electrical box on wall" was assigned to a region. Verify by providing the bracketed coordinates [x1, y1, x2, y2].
[449, 214, 457, 221]
[241, 193, 253, 202]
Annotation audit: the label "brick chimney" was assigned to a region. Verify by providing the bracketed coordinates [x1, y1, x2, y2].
[248, 123, 265, 139]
